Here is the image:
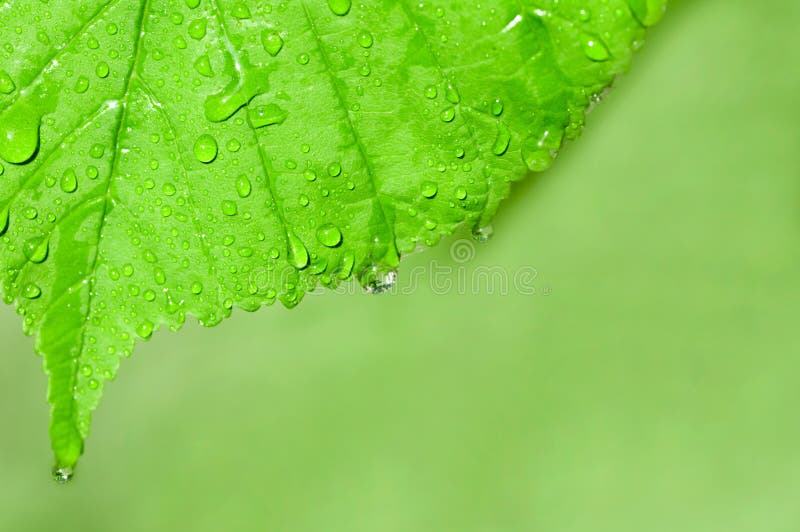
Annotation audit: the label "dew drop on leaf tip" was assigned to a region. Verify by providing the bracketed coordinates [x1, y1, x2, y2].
[52, 466, 74, 485]
[361, 266, 398, 295]
[472, 224, 494, 243]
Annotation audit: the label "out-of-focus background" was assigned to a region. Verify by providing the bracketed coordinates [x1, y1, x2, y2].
[2, 1, 799, 530]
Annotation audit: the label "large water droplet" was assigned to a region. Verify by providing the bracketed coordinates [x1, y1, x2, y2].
[23, 283, 42, 299]
[194, 134, 218, 163]
[261, 30, 284, 56]
[316, 223, 343, 248]
[23, 236, 49, 263]
[247, 103, 287, 129]
[287, 231, 309, 269]
[0, 70, 15, 94]
[327, 0, 352, 16]
[0, 105, 40, 164]
[60, 168, 78, 193]
[582, 34, 610, 61]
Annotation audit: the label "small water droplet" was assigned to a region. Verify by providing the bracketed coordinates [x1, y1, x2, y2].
[472, 224, 494, 243]
[23, 283, 42, 299]
[52, 466, 74, 484]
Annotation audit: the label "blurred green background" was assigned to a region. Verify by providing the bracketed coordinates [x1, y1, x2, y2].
[2, 1, 799, 530]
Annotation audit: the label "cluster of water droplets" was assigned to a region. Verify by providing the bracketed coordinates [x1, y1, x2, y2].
[0, 0, 666, 482]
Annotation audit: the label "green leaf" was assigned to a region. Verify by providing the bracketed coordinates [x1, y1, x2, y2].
[0, 0, 664, 480]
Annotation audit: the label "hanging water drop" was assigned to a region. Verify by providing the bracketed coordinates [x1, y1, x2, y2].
[360, 265, 398, 294]
[52, 466, 74, 485]
[472, 224, 494, 243]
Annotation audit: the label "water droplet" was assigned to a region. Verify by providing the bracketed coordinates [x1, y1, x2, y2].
[424, 85, 438, 99]
[357, 31, 373, 48]
[472, 224, 494, 243]
[23, 283, 42, 299]
[232, 3, 252, 19]
[328, 0, 352, 16]
[287, 231, 309, 269]
[493, 124, 511, 156]
[188, 18, 207, 40]
[52, 466, 74, 484]
[60, 168, 78, 192]
[194, 134, 218, 163]
[491, 99, 504, 116]
[421, 181, 438, 198]
[327, 162, 342, 177]
[0, 70, 16, 94]
[235, 175, 252, 198]
[0, 105, 40, 164]
[194, 54, 214, 77]
[316, 223, 343, 247]
[221, 200, 238, 216]
[360, 265, 398, 294]
[89, 143, 105, 159]
[74, 76, 90, 94]
[583, 34, 610, 61]
[261, 31, 284, 56]
[95, 61, 110, 78]
[440, 107, 455, 122]
[136, 320, 154, 340]
[247, 103, 287, 129]
[23, 236, 49, 263]
[445, 84, 460, 104]
[297, 53, 310, 65]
